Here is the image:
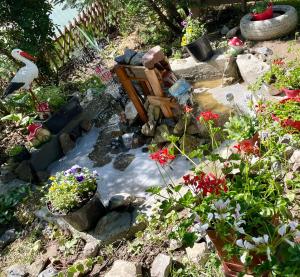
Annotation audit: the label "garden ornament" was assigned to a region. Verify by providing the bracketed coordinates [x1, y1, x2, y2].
[27, 123, 51, 147]
[2, 49, 39, 105]
[37, 102, 51, 120]
[228, 37, 244, 56]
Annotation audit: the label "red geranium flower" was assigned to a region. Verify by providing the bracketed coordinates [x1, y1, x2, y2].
[183, 172, 227, 196]
[234, 140, 259, 155]
[149, 148, 176, 166]
[184, 105, 193, 113]
[197, 111, 219, 122]
[273, 58, 284, 66]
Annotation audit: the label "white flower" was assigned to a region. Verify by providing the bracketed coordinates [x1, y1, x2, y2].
[207, 213, 214, 221]
[214, 198, 230, 210]
[284, 238, 295, 248]
[235, 226, 246, 234]
[267, 247, 271, 262]
[194, 223, 209, 232]
[252, 237, 264, 245]
[263, 234, 269, 244]
[214, 212, 230, 220]
[240, 251, 248, 264]
[244, 241, 255, 250]
[289, 221, 298, 231]
[236, 239, 244, 248]
[278, 224, 287, 236]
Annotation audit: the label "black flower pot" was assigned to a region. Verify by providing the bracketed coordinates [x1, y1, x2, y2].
[43, 96, 83, 134]
[185, 35, 213, 62]
[49, 192, 106, 231]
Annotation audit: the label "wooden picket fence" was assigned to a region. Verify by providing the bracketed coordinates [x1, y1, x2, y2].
[47, 0, 112, 71]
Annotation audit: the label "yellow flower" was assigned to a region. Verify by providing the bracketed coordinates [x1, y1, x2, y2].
[181, 36, 187, 47]
[49, 176, 56, 181]
[187, 27, 193, 35]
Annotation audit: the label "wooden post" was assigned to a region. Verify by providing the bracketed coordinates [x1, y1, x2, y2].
[114, 65, 148, 123]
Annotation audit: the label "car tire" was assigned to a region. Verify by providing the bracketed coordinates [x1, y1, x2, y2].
[240, 5, 298, 41]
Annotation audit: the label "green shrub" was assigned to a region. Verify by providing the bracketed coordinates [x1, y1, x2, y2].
[46, 165, 98, 214]
[7, 145, 25, 157]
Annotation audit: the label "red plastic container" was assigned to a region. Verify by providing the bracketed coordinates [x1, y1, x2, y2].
[282, 88, 300, 98]
[252, 4, 273, 21]
[272, 98, 300, 131]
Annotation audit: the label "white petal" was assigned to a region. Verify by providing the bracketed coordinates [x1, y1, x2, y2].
[289, 221, 298, 231]
[236, 239, 245, 248]
[214, 213, 220, 219]
[240, 251, 248, 264]
[236, 220, 246, 226]
[278, 224, 287, 236]
[236, 227, 246, 234]
[244, 241, 255, 250]
[263, 234, 269, 244]
[284, 238, 295, 248]
[252, 237, 264, 245]
[200, 223, 209, 231]
[207, 213, 214, 221]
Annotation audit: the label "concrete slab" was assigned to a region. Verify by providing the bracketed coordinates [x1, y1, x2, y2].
[170, 52, 227, 82]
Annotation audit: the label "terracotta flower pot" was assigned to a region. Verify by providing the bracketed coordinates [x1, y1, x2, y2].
[252, 4, 273, 21]
[207, 230, 267, 276]
[282, 88, 300, 98]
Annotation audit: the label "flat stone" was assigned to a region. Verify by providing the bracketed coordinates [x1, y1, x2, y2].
[186, 242, 208, 264]
[236, 54, 270, 84]
[289, 150, 300, 164]
[150, 254, 172, 277]
[113, 154, 135, 171]
[80, 119, 93, 132]
[108, 193, 135, 210]
[82, 241, 100, 258]
[0, 229, 17, 250]
[105, 260, 142, 277]
[90, 210, 146, 244]
[152, 124, 171, 144]
[6, 264, 29, 277]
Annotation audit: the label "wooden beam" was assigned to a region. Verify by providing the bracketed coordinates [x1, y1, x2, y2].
[114, 65, 148, 123]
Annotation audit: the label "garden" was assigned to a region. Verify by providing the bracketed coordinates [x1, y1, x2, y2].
[1, 0, 300, 277]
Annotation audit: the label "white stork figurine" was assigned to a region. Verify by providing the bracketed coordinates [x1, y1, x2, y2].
[2, 49, 39, 103]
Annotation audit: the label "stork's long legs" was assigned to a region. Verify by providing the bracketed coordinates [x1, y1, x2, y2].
[28, 87, 39, 108]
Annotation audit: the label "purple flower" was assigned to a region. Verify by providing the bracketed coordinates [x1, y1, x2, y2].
[65, 165, 82, 175]
[76, 174, 85, 182]
[181, 20, 188, 27]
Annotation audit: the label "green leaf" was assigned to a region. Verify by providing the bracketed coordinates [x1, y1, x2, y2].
[179, 191, 196, 207]
[173, 185, 183, 192]
[182, 232, 197, 247]
[146, 186, 162, 195]
[75, 263, 84, 273]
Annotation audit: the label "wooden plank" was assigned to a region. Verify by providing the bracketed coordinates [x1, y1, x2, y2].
[114, 65, 148, 123]
[148, 96, 176, 118]
[144, 69, 164, 97]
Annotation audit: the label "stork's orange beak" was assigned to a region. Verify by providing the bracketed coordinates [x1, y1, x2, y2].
[20, 51, 36, 61]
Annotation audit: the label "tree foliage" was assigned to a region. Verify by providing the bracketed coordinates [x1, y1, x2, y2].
[0, 0, 55, 74]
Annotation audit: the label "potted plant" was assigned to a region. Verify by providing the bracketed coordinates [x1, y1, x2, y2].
[7, 144, 31, 162]
[181, 16, 213, 62]
[46, 165, 106, 231]
[251, 1, 273, 21]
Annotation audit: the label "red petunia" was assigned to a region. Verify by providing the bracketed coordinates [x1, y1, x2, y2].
[184, 105, 193, 113]
[197, 111, 219, 122]
[182, 172, 227, 196]
[233, 140, 259, 155]
[149, 148, 176, 166]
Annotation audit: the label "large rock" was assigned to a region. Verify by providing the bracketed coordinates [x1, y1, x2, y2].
[28, 257, 49, 276]
[91, 209, 146, 244]
[105, 260, 142, 277]
[6, 264, 29, 277]
[185, 242, 208, 264]
[82, 240, 100, 258]
[108, 193, 135, 210]
[113, 154, 135, 171]
[150, 254, 172, 277]
[0, 229, 17, 250]
[222, 56, 240, 86]
[179, 135, 206, 154]
[236, 54, 270, 84]
[152, 124, 172, 144]
[142, 121, 156, 137]
[38, 265, 58, 277]
[59, 133, 75, 155]
[14, 160, 34, 182]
